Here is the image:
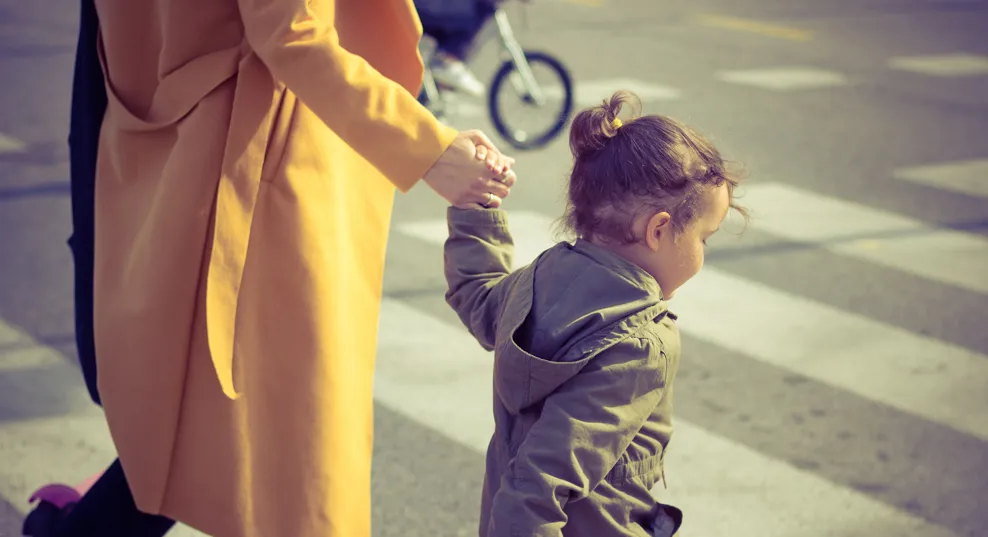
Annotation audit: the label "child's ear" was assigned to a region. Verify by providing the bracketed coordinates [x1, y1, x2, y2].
[644, 211, 671, 251]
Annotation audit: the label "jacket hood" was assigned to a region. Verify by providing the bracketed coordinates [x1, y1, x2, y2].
[493, 239, 670, 413]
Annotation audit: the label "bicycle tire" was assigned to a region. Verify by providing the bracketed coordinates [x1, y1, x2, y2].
[488, 51, 574, 151]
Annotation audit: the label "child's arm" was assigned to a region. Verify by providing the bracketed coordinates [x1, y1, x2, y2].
[444, 205, 520, 350]
[487, 335, 669, 536]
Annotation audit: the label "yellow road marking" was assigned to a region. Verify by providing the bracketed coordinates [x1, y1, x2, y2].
[694, 14, 813, 42]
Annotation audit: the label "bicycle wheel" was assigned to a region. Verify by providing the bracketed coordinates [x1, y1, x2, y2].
[488, 51, 574, 151]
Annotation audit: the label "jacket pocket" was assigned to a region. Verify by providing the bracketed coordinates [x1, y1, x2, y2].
[258, 89, 297, 185]
[650, 503, 683, 537]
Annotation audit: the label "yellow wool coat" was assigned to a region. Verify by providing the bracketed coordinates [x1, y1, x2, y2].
[90, 0, 458, 536]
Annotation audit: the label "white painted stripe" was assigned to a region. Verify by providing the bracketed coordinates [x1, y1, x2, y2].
[400, 211, 563, 271]
[0, 133, 26, 154]
[395, 209, 988, 441]
[374, 298, 960, 537]
[715, 67, 850, 90]
[0, 319, 206, 536]
[436, 94, 486, 118]
[670, 269, 988, 441]
[889, 53, 988, 77]
[0, 343, 67, 372]
[541, 78, 682, 105]
[740, 182, 988, 294]
[0, 319, 20, 345]
[893, 158, 988, 199]
[0, 322, 68, 372]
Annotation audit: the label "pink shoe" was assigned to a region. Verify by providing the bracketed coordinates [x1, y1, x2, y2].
[21, 471, 103, 536]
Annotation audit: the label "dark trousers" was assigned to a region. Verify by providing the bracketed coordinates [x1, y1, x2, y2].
[68, 0, 104, 408]
[50, 2, 176, 535]
[49, 460, 174, 537]
[418, 1, 496, 59]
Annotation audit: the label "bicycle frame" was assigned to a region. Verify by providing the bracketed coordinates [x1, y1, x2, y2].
[492, 8, 548, 106]
[420, 5, 547, 110]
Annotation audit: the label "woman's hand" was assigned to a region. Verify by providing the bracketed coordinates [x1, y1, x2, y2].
[422, 130, 516, 208]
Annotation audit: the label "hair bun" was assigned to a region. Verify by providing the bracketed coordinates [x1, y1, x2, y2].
[568, 90, 642, 159]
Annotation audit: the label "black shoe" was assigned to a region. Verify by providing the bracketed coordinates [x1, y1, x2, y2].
[22, 500, 76, 537]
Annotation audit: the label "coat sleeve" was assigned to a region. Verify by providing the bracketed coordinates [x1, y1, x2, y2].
[237, 0, 459, 192]
[443, 207, 521, 350]
[487, 335, 668, 537]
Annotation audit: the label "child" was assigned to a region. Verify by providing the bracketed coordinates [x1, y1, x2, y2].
[443, 90, 747, 537]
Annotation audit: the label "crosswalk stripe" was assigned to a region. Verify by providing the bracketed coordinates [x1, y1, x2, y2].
[893, 158, 988, 199]
[542, 78, 682, 105]
[373, 298, 960, 537]
[0, 320, 206, 535]
[740, 182, 988, 294]
[888, 53, 988, 77]
[715, 67, 850, 90]
[671, 269, 988, 441]
[0, 133, 26, 154]
[400, 211, 563, 271]
[396, 209, 988, 442]
[0, 323, 67, 372]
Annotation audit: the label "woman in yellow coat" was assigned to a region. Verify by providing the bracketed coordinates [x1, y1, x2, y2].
[25, 0, 515, 536]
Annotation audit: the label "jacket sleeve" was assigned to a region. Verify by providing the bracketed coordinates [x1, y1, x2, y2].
[444, 207, 521, 350]
[237, 0, 459, 192]
[487, 335, 668, 537]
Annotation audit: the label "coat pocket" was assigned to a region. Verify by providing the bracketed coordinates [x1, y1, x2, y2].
[650, 503, 683, 537]
[258, 89, 298, 185]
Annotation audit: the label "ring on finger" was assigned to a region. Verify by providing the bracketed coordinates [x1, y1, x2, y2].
[485, 192, 494, 207]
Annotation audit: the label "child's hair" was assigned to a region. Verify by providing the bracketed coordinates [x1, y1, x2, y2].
[561, 90, 748, 244]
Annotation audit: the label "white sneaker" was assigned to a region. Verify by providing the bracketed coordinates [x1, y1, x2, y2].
[430, 56, 485, 98]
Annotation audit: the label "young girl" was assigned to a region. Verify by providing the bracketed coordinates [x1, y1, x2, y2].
[443, 90, 747, 537]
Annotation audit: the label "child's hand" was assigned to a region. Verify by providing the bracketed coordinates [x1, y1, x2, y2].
[451, 145, 517, 210]
[452, 167, 516, 210]
[474, 143, 512, 175]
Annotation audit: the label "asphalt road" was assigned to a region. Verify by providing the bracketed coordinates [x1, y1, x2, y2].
[1, 0, 987, 536]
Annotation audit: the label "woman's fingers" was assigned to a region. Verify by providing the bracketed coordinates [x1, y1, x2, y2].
[495, 169, 516, 188]
[465, 129, 499, 154]
[456, 174, 512, 208]
[467, 131, 514, 173]
[479, 177, 511, 200]
[479, 169, 515, 202]
[473, 143, 509, 175]
[482, 193, 503, 208]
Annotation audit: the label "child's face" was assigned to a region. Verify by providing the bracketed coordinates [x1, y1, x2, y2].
[640, 183, 730, 299]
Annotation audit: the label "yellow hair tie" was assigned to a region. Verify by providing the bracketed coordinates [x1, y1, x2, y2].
[612, 118, 623, 129]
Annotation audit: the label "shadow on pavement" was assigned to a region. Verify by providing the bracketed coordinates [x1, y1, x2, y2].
[0, 494, 24, 537]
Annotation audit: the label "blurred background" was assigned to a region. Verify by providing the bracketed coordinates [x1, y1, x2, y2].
[1, 0, 986, 535]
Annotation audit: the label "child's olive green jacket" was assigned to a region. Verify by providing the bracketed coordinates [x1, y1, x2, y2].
[443, 208, 684, 537]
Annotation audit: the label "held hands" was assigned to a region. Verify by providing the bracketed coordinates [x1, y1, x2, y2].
[458, 145, 516, 210]
[421, 130, 517, 210]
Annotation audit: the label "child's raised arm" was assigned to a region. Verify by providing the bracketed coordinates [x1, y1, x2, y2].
[486, 334, 670, 536]
[444, 206, 521, 350]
